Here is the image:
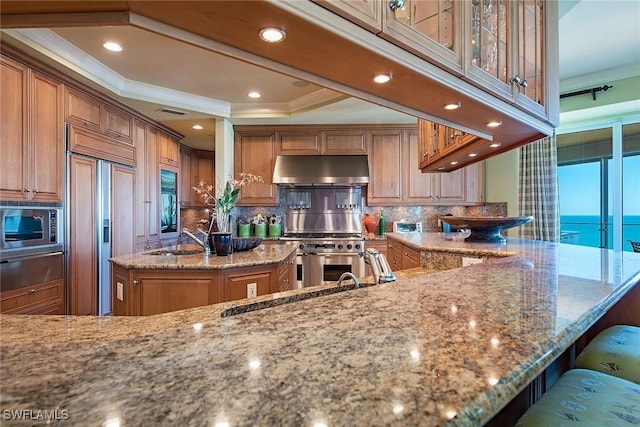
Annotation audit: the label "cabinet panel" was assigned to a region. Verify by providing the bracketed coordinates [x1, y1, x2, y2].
[0, 56, 63, 202]
[0, 279, 64, 314]
[322, 129, 367, 154]
[234, 130, 278, 206]
[179, 144, 195, 206]
[65, 87, 102, 132]
[277, 131, 322, 154]
[30, 70, 64, 202]
[366, 130, 403, 205]
[382, 0, 463, 74]
[314, 0, 382, 32]
[137, 274, 217, 316]
[223, 268, 273, 302]
[159, 132, 180, 167]
[0, 57, 28, 200]
[112, 165, 135, 258]
[68, 155, 98, 315]
[104, 104, 133, 143]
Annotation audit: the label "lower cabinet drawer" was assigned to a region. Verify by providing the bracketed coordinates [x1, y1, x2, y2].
[1, 279, 64, 314]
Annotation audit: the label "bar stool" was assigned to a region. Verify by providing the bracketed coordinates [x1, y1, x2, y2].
[574, 324, 640, 384]
[515, 369, 640, 426]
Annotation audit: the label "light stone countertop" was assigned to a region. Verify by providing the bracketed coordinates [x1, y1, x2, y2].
[1, 235, 640, 426]
[108, 243, 297, 270]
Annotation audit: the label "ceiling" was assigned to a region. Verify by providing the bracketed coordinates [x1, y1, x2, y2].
[2, 0, 638, 151]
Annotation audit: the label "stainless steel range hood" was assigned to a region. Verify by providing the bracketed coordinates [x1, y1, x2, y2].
[273, 155, 369, 186]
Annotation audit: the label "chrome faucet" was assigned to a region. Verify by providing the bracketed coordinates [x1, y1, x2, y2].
[336, 272, 360, 288]
[362, 248, 396, 285]
[181, 228, 210, 254]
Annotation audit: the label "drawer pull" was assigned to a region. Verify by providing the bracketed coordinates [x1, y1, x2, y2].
[28, 288, 37, 294]
[133, 280, 140, 286]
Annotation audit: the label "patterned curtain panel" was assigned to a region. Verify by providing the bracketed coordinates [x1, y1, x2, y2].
[518, 135, 559, 242]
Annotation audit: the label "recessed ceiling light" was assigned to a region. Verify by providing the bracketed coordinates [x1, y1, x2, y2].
[192, 124, 203, 130]
[489, 142, 502, 148]
[248, 91, 261, 99]
[103, 42, 122, 52]
[372, 73, 393, 84]
[486, 120, 503, 127]
[259, 27, 286, 43]
[468, 152, 478, 157]
[443, 102, 461, 110]
[450, 161, 459, 165]
[437, 166, 446, 170]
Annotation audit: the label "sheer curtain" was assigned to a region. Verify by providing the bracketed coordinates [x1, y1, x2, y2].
[518, 134, 560, 242]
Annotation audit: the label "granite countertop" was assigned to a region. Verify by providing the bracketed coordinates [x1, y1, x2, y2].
[109, 243, 297, 270]
[2, 236, 640, 426]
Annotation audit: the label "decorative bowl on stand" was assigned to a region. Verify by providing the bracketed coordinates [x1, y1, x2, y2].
[232, 237, 262, 252]
[438, 216, 534, 243]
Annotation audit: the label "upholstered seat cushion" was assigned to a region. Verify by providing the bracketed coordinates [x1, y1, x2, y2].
[574, 324, 640, 384]
[515, 369, 640, 426]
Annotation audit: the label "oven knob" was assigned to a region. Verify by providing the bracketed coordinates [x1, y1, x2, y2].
[338, 244, 343, 249]
[298, 244, 305, 250]
[355, 243, 361, 250]
[347, 244, 353, 250]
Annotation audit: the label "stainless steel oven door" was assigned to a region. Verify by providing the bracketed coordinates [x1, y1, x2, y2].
[304, 253, 365, 287]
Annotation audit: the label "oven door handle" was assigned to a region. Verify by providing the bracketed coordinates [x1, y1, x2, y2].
[0, 251, 63, 263]
[303, 252, 318, 256]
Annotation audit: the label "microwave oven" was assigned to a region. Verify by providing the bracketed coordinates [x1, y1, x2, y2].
[0, 207, 62, 251]
[392, 220, 422, 233]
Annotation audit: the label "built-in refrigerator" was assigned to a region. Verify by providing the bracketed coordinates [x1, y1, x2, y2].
[67, 153, 134, 316]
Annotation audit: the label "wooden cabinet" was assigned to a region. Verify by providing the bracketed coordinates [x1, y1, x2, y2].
[159, 131, 180, 167]
[387, 238, 420, 271]
[276, 127, 367, 155]
[223, 266, 274, 302]
[382, 0, 463, 74]
[465, 0, 552, 121]
[367, 126, 484, 205]
[418, 118, 480, 166]
[276, 251, 296, 293]
[179, 145, 214, 207]
[111, 256, 297, 315]
[0, 56, 63, 202]
[314, 0, 382, 32]
[234, 128, 279, 206]
[134, 121, 160, 252]
[0, 279, 64, 315]
[66, 87, 134, 144]
[111, 266, 219, 316]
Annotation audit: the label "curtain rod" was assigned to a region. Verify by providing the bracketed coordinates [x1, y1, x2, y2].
[560, 85, 613, 101]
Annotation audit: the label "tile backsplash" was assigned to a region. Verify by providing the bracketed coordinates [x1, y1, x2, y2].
[180, 187, 506, 235]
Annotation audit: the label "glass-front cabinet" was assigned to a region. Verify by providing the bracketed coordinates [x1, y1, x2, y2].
[466, 0, 549, 120]
[382, 0, 463, 74]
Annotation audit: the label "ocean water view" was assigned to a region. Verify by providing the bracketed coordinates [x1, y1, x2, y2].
[560, 215, 640, 252]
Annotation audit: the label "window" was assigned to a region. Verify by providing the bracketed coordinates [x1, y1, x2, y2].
[557, 122, 640, 252]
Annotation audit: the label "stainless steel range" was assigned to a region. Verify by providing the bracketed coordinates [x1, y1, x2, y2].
[280, 186, 366, 288]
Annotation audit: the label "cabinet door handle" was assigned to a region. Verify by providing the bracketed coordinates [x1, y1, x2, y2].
[389, 0, 405, 11]
[133, 280, 140, 286]
[28, 288, 37, 294]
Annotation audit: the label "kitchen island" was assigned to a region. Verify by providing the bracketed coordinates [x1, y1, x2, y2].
[108, 243, 297, 315]
[1, 236, 639, 426]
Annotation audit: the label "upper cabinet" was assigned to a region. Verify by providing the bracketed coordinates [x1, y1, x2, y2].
[179, 145, 215, 207]
[367, 126, 484, 206]
[0, 55, 63, 202]
[276, 126, 367, 155]
[382, 0, 464, 74]
[65, 87, 136, 167]
[464, 0, 551, 121]
[158, 132, 180, 167]
[234, 128, 279, 206]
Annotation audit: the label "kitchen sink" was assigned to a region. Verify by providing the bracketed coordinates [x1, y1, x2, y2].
[144, 248, 204, 256]
[221, 280, 376, 317]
